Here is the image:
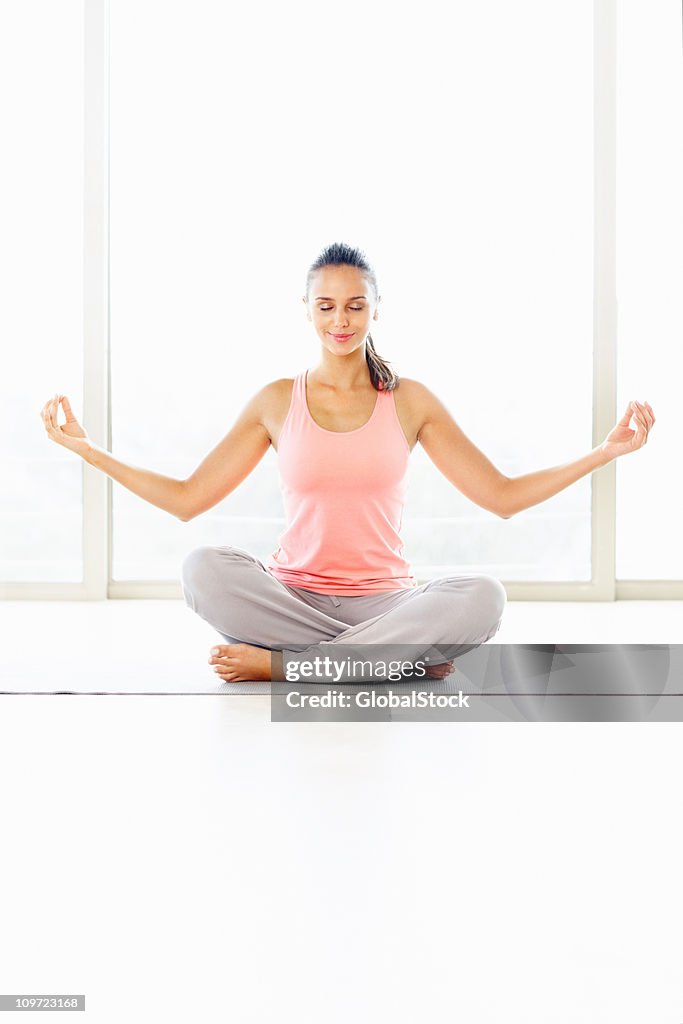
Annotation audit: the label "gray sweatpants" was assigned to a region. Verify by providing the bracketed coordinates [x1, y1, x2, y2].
[180, 545, 507, 681]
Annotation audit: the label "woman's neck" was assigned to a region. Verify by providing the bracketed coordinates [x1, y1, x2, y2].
[311, 349, 372, 391]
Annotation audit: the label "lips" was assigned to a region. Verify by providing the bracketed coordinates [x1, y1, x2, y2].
[330, 333, 354, 340]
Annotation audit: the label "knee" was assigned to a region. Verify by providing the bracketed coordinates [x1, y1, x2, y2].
[474, 575, 507, 626]
[180, 545, 247, 596]
[180, 546, 219, 592]
[465, 576, 507, 636]
[438, 574, 507, 636]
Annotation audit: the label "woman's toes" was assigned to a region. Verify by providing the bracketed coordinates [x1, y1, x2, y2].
[425, 660, 454, 679]
[209, 644, 230, 664]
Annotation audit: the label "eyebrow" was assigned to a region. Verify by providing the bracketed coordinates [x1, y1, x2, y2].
[315, 295, 367, 301]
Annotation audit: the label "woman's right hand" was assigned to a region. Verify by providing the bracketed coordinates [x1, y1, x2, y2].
[40, 394, 91, 457]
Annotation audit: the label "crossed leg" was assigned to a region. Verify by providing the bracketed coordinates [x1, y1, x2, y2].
[180, 545, 506, 682]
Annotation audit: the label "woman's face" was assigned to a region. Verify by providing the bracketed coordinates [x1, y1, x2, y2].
[304, 265, 380, 358]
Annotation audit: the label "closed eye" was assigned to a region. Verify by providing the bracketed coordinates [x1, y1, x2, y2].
[320, 305, 364, 311]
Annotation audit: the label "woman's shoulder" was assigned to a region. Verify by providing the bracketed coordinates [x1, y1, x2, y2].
[391, 377, 441, 445]
[255, 378, 296, 438]
[263, 376, 296, 393]
[393, 376, 438, 412]
[398, 376, 445, 401]
[394, 376, 427, 395]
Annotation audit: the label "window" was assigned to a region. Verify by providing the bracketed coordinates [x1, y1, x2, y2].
[616, 0, 683, 579]
[110, 0, 593, 584]
[0, 1, 83, 583]
[5, 1, 677, 598]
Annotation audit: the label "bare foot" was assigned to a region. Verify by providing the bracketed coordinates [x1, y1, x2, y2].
[208, 642, 272, 682]
[424, 660, 455, 679]
[207, 645, 453, 684]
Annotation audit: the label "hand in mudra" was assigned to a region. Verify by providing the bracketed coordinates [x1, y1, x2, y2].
[600, 400, 655, 461]
[40, 394, 90, 456]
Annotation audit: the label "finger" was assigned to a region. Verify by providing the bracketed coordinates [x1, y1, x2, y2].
[635, 417, 647, 445]
[42, 411, 55, 438]
[41, 401, 57, 434]
[60, 395, 76, 422]
[634, 400, 652, 429]
[634, 403, 651, 428]
[638, 401, 655, 430]
[630, 402, 648, 433]
[642, 403, 654, 429]
[637, 406, 651, 429]
[618, 402, 635, 426]
[634, 405, 651, 430]
[45, 401, 64, 439]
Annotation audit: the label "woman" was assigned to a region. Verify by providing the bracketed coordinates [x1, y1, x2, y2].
[40, 242, 655, 683]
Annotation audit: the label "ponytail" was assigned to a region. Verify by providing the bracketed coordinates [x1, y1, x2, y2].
[365, 333, 400, 392]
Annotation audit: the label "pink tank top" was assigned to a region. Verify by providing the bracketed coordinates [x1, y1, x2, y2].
[265, 369, 418, 595]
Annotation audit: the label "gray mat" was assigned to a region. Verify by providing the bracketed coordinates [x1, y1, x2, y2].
[0, 674, 462, 696]
[1, 645, 680, 700]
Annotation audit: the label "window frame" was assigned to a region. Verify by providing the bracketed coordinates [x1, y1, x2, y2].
[3, 0, 679, 601]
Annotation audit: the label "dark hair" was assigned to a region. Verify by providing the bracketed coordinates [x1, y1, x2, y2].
[306, 241, 400, 392]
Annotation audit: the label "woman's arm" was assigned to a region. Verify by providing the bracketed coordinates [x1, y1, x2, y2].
[41, 394, 189, 520]
[414, 383, 511, 518]
[414, 385, 654, 519]
[41, 389, 273, 522]
[181, 386, 272, 521]
[501, 446, 609, 517]
[500, 399, 654, 516]
[84, 387, 272, 521]
[83, 444, 189, 520]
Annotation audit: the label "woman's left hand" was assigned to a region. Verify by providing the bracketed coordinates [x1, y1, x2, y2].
[600, 399, 655, 461]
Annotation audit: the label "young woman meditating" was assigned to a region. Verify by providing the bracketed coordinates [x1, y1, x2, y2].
[40, 242, 655, 683]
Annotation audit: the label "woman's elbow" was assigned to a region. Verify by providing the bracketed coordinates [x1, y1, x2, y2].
[496, 476, 514, 518]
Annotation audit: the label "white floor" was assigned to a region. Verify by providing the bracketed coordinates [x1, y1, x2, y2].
[1, 598, 682, 693]
[1, 600, 682, 1023]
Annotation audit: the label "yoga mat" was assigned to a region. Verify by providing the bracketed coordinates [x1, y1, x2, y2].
[2, 647, 682, 722]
